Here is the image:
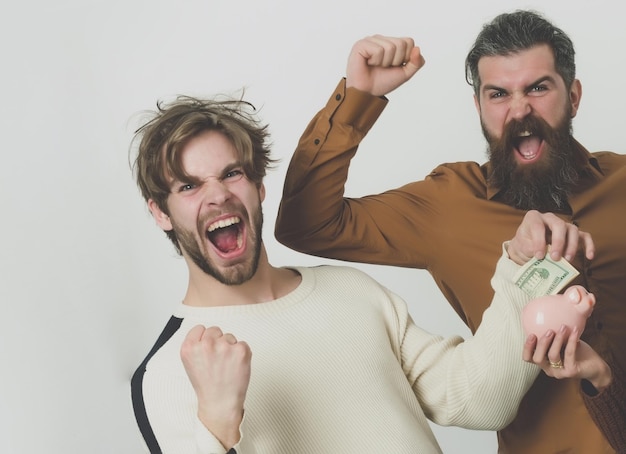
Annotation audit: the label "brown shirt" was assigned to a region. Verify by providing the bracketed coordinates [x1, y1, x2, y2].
[582, 359, 626, 452]
[276, 79, 626, 453]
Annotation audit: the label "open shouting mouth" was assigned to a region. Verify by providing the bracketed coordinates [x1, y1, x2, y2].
[207, 216, 244, 255]
[513, 130, 544, 163]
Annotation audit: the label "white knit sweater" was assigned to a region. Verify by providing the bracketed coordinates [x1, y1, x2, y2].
[132, 249, 538, 453]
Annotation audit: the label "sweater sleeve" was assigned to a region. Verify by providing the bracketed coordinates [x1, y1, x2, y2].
[142, 370, 248, 454]
[581, 358, 626, 452]
[399, 244, 540, 430]
[194, 417, 244, 454]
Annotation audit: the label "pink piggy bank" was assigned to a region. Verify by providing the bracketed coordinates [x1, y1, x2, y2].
[522, 285, 595, 338]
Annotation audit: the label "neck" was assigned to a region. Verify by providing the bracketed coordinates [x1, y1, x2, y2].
[182, 248, 300, 307]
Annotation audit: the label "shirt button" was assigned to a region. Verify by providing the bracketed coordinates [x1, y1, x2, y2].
[314, 138, 320, 145]
[596, 321, 603, 330]
[335, 93, 342, 101]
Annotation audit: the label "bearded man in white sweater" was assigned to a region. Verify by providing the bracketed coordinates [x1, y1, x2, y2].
[129, 95, 608, 454]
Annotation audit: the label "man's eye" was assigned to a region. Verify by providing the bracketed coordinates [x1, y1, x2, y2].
[530, 85, 547, 93]
[225, 169, 244, 180]
[489, 91, 505, 99]
[179, 183, 195, 192]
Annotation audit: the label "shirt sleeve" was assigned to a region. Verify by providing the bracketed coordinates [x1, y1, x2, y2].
[275, 79, 475, 270]
[581, 358, 626, 452]
[275, 79, 392, 259]
[397, 244, 540, 430]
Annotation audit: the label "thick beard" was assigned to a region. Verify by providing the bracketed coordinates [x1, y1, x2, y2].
[484, 112, 583, 212]
[174, 206, 263, 286]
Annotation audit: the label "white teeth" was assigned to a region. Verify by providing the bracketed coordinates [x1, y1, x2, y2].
[207, 216, 240, 232]
[519, 130, 532, 137]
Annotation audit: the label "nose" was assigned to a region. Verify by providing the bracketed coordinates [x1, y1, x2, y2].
[203, 179, 232, 206]
[508, 93, 532, 121]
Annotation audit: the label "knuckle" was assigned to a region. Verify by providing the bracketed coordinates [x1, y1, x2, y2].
[234, 342, 251, 358]
[180, 341, 194, 359]
[206, 326, 223, 338]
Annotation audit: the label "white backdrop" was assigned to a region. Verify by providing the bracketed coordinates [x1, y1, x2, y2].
[2, 0, 624, 452]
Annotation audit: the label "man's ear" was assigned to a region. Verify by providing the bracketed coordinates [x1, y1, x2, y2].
[148, 199, 173, 231]
[569, 79, 582, 118]
[473, 93, 481, 115]
[259, 182, 266, 202]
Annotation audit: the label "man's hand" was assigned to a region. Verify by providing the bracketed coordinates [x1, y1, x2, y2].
[523, 321, 612, 393]
[180, 325, 252, 449]
[507, 210, 595, 265]
[346, 35, 425, 97]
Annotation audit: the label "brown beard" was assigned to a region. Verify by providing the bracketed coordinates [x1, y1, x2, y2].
[484, 112, 584, 212]
[174, 205, 264, 286]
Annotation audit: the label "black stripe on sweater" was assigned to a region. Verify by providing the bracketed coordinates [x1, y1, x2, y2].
[131, 316, 183, 454]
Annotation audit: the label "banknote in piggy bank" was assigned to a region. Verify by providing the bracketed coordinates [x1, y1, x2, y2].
[522, 285, 595, 338]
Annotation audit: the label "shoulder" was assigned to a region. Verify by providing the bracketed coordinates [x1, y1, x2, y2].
[591, 151, 626, 166]
[305, 264, 383, 287]
[399, 161, 487, 197]
[589, 151, 626, 178]
[302, 265, 409, 321]
[428, 161, 485, 179]
[300, 265, 394, 301]
[417, 161, 487, 186]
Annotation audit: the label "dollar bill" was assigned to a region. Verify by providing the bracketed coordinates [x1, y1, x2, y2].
[513, 254, 580, 297]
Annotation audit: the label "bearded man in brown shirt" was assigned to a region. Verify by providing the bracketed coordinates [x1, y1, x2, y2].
[275, 10, 626, 454]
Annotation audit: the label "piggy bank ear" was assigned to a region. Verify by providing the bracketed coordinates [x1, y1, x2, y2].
[565, 285, 596, 314]
[564, 286, 582, 303]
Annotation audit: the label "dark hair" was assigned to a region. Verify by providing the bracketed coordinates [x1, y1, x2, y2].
[131, 95, 276, 253]
[465, 10, 576, 96]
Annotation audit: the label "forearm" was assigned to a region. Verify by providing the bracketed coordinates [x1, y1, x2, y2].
[446, 251, 538, 428]
[410, 247, 539, 429]
[190, 417, 244, 454]
[141, 375, 241, 454]
[198, 407, 243, 451]
[275, 79, 386, 254]
[583, 359, 612, 393]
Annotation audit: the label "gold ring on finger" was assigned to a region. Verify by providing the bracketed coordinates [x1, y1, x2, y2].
[549, 359, 563, 369]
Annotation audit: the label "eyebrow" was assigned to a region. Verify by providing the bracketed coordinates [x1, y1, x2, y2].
[482, 75, 557, 94]
[170, 160, 243, 185]
[222, 161, 243, 173]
